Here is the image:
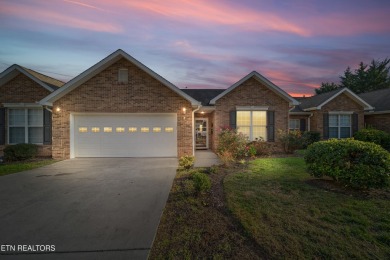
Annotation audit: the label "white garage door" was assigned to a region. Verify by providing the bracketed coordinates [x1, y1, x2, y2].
[73, 114, 177, 157]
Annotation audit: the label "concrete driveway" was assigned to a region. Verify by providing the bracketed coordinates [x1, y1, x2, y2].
[0, 158, 177, 260]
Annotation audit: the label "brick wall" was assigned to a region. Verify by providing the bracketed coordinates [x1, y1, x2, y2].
[310, 93, 365, 138]
[52, 58, 193, 159]
[364, 114, 390, 133]
[0, 73, 52, 157]
[213, 77, 289, 152]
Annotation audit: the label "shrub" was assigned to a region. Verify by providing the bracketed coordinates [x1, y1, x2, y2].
[305, 139, 390, 189]
[217, 127, 247, 160]
[192, 172, 211, 193]
[278, 130, 303, 153]
[301, 131, 321, 148]
[219, 150, 235, 166]
[4, 144, 38, 162]
[249, 138, 273, 156]
[354, 128, 390, 151]
[179, 155, 195, 170]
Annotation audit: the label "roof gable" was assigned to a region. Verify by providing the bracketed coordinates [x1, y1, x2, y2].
[0, 64, 63, 92]
[209, 71, 299, 105]
[299, 88, 373, 111]
[40, 49, 200, 106]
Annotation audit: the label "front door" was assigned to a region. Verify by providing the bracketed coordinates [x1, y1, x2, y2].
[195, 118, 208, 149]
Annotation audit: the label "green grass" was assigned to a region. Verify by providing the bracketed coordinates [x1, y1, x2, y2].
[224, 157, 390, 259]
[0, 159, 58, 176]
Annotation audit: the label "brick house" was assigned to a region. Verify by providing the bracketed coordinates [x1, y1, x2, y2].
[0, 65, 64, 157]
[359, 88, 390, 132]
[0, 49, 387, 159]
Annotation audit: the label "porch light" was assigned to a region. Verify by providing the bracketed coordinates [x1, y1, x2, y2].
[200, 111, 205, 114]
[182, 107, 187, 114]
[56, 107, 61, 112]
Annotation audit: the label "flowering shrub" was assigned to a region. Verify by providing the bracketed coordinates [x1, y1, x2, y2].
[217, 127, 248, 160]
[217, 127, 257, 163]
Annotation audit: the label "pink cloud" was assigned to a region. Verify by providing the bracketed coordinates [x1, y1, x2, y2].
[0, 2, 123, 33]
[122, 0, 310, 36]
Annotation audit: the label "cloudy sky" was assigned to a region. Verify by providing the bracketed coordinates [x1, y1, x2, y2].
[1, 0, 389, 96]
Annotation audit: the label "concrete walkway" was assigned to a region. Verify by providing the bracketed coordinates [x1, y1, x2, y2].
[194, 150, 221, 167]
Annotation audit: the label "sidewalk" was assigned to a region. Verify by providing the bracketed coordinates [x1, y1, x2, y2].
[194, 150, 221, 167]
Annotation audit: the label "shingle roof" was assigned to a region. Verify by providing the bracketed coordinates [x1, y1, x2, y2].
[182, 89, 225, 106]
[298, 88, 345, 110]
[358, 88, 390, 112]
[22, 67, 65, 90]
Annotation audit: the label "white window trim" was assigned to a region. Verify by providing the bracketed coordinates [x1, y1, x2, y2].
[236, 106, 269, 111]
[237, 111, 267, 141]
[329, 114, 352, 139]
[8, 108, 44, 145]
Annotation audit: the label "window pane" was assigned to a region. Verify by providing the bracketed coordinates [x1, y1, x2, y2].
[253, 126, 267, 140]
[28, 109, 43, 126]
[9, 109, 25, 126]
[340, 115, 351, 127]
[237, 126, 250, 138]
[329, 115, 338, 127]
[289, 119, 299, 130]
[9, 127, 25, 143]
[237, 111, 250, 126]
[340, 127, 351, 138]
[28, 127, 43, 143]
[252, 111, 266, 126]
[329, 127, 338, 138]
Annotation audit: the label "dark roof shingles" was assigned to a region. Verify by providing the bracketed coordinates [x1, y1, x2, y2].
[23, 67, 65, 90]
[182, 89, 224, 105]
[359, 88, 390, 112]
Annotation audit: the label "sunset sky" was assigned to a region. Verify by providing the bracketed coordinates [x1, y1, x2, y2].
[1, 0, 389, 96]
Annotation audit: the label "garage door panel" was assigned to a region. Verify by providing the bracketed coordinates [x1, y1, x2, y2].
[74, 114, 177, 158]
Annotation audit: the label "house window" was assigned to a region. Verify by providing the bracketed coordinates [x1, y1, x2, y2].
[289, 119, 300, 131]
[78, 127, 88, 133]
[8, 108, 43, 144]
[118, 69, 128, 83]
[128, 127, 137, 133]
[104, 127, 112, 133]
[91, 127, 100, 133]
[153, 127, 161, 133]
[236, 111, 267, 141]
[141, 127, 150, 133]
[329, 114, 351, 138]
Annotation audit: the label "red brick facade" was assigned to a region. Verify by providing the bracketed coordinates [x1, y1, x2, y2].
[51, 58, 193, 159]
[364, 114, 390, 133]
[0, 73, 52, 157]
[213, 77, 289, 151]
[309, 93, 365, 138]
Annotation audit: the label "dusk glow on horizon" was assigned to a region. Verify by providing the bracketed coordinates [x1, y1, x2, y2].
[1, 0, 389, 96]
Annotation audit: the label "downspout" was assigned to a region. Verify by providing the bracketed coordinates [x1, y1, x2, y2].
[308, 113, 313, 131]
[192, 105, 202, 156]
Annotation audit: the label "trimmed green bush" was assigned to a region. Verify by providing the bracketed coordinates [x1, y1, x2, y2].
[179, 155, 195, 170]
[192, 172, 211, 193]
[302, 131, 321, 148]
[305, 139, 390, 189]
[278, 130, 303, 153]
[354, 128, 390, 151]
[4, 144, 38, 162]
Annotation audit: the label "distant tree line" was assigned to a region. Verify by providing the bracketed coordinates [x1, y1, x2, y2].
[315, 58, 390, 95]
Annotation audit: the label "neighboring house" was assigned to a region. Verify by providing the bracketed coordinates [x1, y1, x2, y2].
[289, 88, 373, 139]
[0, 49, 387, 159]
[0, 65, 64, 156]
[359, 88, 390, 132]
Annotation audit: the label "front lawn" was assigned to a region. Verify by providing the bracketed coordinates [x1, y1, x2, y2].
[0, 159, 58, 176]
[225, 157, 390, 259]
